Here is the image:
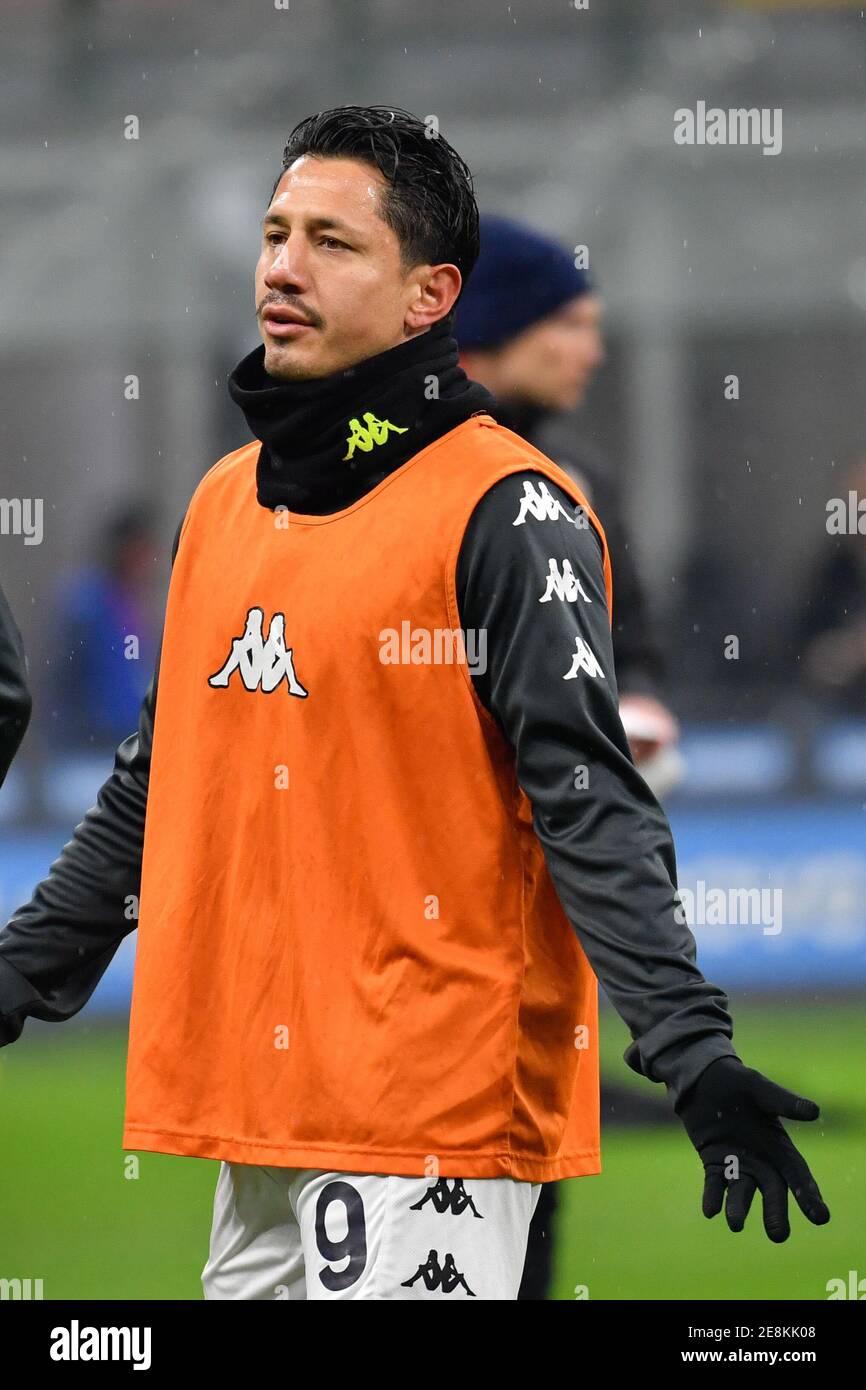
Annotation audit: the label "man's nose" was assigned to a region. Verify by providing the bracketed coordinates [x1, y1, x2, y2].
[264, 236, 311, 292]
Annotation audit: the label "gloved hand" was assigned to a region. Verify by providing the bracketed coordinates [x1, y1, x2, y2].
[674, 1056, 830, 1243]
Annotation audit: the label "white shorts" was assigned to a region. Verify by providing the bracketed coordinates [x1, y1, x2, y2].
[201, 1162, 542, 1301]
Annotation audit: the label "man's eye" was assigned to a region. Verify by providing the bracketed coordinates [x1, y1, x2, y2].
[264, 232, 349, 249]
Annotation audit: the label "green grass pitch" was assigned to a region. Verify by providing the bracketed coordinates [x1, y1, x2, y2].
[0, 999, 862, 1300]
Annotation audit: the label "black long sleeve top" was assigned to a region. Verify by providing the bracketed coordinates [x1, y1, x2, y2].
[0, 464, 737, 1105]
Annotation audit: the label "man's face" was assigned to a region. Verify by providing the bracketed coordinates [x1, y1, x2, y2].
[255, 155, 457, 379]
[484, 294, 606, 411]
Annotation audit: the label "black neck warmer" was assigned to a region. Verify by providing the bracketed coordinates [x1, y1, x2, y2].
[227, 315, 498, 515]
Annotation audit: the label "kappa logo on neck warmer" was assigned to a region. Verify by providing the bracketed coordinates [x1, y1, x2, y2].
[343, 411, 408, 461]
[208, 606, 309, 697]
[226, 315, 497, 515]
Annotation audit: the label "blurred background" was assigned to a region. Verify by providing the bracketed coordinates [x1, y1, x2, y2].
[0, 0, 864, 1300]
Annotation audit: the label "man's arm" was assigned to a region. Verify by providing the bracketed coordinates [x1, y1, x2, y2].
[0, 580, 33, 787]
[455, 470, 738, 1107]
[555, 453, 667, 697]
[457, 469, 829, 1243]
[0, 516, 185, 1047]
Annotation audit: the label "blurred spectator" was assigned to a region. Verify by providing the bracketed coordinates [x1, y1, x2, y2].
[795, 458, 866, 712]
[45, 504, 161, 750]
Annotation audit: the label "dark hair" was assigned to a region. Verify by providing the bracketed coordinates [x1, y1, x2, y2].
[270, 105, 480, 312]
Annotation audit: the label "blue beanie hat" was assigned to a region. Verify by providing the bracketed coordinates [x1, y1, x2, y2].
[455, 214, 595, 351]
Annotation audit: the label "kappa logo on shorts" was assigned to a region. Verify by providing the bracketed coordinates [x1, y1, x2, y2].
[400, 1250, 477, 1296]
[208, 606, 309, 696]
[409, 1178, 484, 1218]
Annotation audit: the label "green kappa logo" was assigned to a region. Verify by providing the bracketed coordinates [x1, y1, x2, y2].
[343, 411, 408, 461]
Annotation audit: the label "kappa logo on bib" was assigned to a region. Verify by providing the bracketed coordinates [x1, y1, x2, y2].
[208, 606, 309, 696]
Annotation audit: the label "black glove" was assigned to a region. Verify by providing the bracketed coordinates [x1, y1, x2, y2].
[674, 1056, 830, 1243]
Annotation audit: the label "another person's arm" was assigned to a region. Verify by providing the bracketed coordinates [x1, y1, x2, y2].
[0, 517, 184, 1047]
[0, 580, 33, 787]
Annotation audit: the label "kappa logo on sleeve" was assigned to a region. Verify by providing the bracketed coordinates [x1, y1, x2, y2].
[539, 557, 592, 605]
[512, 479, 587, 528]
[208, 606, 309, 696]
[563, 635, 605, 680]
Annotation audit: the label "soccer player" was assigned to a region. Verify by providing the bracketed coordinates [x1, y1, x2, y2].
[0, 106, 829, 1301]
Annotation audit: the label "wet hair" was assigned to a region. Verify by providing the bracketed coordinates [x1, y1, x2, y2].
[270, 105, 480, 311]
